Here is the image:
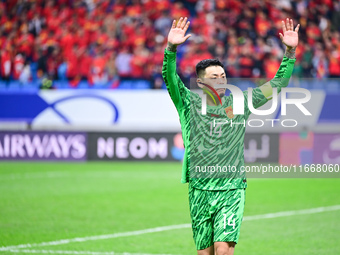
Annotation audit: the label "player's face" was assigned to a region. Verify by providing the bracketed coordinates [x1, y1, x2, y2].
[202, 66, 227, 97]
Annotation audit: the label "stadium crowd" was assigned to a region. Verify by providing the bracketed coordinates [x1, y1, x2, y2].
[0, 0, 340, 89]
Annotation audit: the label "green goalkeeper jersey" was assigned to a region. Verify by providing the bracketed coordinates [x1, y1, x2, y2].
[162, 49, 295, 190]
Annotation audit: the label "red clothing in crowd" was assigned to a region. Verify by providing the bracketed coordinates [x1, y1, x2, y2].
[306, 25, 321, 46]
[128, 31, 147, 48]
[43, 4, 55, 18]
[130, 54, 148, 78]
[145, 0, 171, 20]
[46, 12, 61, 33]
[179, 51, 213, 77]
[126, 4, 143, 17]
[112, 4, 125, 19]
[255, 16, 271, 37]
[329, 55, 340, 77]
[171, 3, 190, 19]
[264, 57, 281, 79]
[239, 56, 254, 77]
[17, 33, 34, 57]
[59, 6, 71, 22]
[27, 6, 43, 19]
[38, 29, 49, 46]
[89, 55, 108, 83]
[60, 31, 75, 58]
[94, 32, 109, 46]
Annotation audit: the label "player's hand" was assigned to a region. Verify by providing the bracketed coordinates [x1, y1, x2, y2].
[167, 17, 192, 46]
[279, 18, 300, 49]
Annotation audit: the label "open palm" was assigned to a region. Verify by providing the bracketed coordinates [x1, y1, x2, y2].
[167, 17, 191, 46]
[279, 18, 300, 49]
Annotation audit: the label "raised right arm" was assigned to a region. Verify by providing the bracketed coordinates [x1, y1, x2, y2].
[162, 17, 191, 110]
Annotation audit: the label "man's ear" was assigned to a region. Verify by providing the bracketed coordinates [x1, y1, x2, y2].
[197, 78, 203, 88]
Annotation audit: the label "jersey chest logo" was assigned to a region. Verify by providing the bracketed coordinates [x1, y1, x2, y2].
[225, 106, 235, 119]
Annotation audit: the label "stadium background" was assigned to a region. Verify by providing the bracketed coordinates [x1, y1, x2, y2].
[0, 0, 340, 254]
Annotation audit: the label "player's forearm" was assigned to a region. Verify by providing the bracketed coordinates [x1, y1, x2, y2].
[162, 47, 184, 108]
[270, 50, 296, 91]
[162, 47, 178, 82]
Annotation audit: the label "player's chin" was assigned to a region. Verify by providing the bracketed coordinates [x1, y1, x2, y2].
[216, 89, 226, 97]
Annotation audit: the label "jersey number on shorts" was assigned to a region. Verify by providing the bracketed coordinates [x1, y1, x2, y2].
[223, 213, 236, 235]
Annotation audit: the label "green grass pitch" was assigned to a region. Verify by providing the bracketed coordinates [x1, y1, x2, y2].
[0, 162, 339, 254]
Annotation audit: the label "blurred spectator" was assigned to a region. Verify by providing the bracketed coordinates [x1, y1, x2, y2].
[37, 49, 47, 78]
[264, 54, 281, 79]
[19, 59, 32, 84]
[300, 44, 314, 77]
[107, 53, 118, 80]
[313, 45, 329, 79]
[115, 47, 132, 77]
[28, 13, 44, 37]
[79, 48, 92, 80]
[13, 53, 25, 80]
[154, 11, 172, 37]
[0, 49, 11, 81]
[65, 44, 79, 81]
[17, 27, 34, 60]
[130, 45, 150, 79]
[90, 48, 109, 85]
[328, 47, 340, 78]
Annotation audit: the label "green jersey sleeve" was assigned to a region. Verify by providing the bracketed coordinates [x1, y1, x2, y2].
[270, 56, 296, 93]
[260, 56, 296, 99]
[162, 49, 190, 110]
[243, 55, 296, 119]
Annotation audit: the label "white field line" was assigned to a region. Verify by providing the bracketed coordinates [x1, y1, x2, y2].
[6, 249, 178, 255]
[0, 224, 191, 251]
[1, 205, 340, 253]
[243, 204, 340, 221]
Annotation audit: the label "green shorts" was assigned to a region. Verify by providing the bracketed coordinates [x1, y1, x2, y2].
[188, 184, 246, 250]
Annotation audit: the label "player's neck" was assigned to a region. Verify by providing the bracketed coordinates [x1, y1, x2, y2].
[206, 97, 219, 107]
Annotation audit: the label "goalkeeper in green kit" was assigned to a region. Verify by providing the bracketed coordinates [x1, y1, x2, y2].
[162, 17, 299, 255]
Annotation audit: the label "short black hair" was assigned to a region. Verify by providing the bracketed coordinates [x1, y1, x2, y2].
[195, 59, 224, 78]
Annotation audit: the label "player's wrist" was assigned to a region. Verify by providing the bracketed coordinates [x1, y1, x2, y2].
[166, 42, 177, 52]
[285, 46, 296, 59]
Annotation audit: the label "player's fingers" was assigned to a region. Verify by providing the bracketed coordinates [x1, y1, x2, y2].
[184, 34, 192, 42]
[295, 24, 300, 33]
[177, 17, 183, 28]
[290, 19, 294, 31]
[181, 17, 187, 29]
[279, 33, 283, 41]
[171, 19, 176, 29]
[184, 20, 190, 33]
[286, 18, 290, 30]
[282, 20, 286, 33]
